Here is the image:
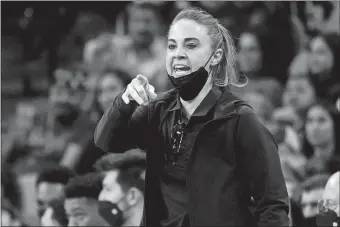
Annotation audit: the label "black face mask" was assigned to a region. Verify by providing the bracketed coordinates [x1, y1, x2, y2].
[167, 51, 215, 101]
[98, 201, 124, 226]
[316, 210, 339, 227]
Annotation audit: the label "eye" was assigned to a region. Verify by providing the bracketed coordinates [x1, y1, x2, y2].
[168, 44, 176, 50]
[187, 43, 197, 49]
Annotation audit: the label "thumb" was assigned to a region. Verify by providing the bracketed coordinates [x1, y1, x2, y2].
[146, 84, 157, 100]
[136, 74, 148, 87]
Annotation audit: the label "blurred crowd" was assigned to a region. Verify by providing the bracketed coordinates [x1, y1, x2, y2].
[1, 1, 340, 226]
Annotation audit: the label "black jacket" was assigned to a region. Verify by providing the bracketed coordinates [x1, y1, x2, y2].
[94, 87, 290, 227]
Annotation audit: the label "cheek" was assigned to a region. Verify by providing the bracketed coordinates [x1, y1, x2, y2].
[165, 53, 172, 74]
[305, 124, 314, 137]
[320, 122, 333, 136]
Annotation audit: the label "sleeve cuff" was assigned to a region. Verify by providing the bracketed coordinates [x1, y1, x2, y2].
[115, 89, 138, 115]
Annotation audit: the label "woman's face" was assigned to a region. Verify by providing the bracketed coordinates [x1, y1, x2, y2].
[309, 36, 334, 75]
[283, 77, 316, 112]
[98, 74, 125, 111]
[305, 105, 334, 147]
[166, 19, 214, 78]
[238, 32, 262, 73]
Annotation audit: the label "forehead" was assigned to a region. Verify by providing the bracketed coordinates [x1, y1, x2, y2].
[64, 198, 91, 212]
[37, 182, 64, 199]
[103, 170, 119, 186]
[308, 105, 330, 118]
[169, 19, 210, 43]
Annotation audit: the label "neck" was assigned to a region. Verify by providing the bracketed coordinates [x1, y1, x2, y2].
[123, 199, 144, 227]
[313, 141, 335, 159]
[180, 76, 213, 118]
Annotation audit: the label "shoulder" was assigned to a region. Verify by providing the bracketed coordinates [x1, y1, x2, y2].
[235, 101, 255, 116]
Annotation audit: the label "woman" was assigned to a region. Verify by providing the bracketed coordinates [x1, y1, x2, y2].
[308, 33, 340, 103]
[233, 26, 283, 107]
[60, 68, 130, 174]
[94, 8, 290, 226]
[302, 100, 340, 177]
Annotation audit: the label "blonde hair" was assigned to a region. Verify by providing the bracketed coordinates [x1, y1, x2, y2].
[171, 7, 246, 88]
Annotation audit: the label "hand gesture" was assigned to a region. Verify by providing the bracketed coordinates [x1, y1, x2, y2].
[122, 74, 157, 106]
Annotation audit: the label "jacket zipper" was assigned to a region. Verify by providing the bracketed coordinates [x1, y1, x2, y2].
[185, 111, 238, 224]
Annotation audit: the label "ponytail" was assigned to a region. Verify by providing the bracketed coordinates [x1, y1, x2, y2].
[213, 24, 247, 88]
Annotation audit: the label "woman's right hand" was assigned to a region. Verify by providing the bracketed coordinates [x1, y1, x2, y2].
[122, 74, 158, 106]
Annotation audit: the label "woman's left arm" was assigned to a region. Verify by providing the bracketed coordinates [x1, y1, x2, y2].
[236, 109, 290, 227]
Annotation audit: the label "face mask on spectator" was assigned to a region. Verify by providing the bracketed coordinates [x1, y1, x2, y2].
[98, 197, 126, 226]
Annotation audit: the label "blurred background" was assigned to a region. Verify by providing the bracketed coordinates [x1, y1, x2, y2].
[1, 1, 340, 226]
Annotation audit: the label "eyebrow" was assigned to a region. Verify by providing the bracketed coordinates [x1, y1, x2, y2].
[168, 38, 200, 43]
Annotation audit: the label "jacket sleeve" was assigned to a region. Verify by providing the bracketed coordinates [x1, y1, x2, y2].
[236, 110, 290, 227]
[94, 91, 149, 153]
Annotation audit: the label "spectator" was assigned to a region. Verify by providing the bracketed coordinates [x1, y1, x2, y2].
[83, 32, 117, 73]
[41, 199, 68, 227]
[97, 68, 131, 113]
[233, 26, 283, 107]
[295, 174, 330, 227]
[282, 74, 316, 122]
[308, 33, 340, 103]
[316, 171, 340, 227]
[303, 100, 340, 177]
[304, 1, 335, 37]
[8, 78, 84, 175]
[59, 68, 130, 174]
[94, 149, 146, 227]
[1, 168, 26, 226]
[64, 173, 109, 226]
[1, 167, 22, 213]
[35, 166, 75, 219]
[104, 2, 170, 92]
[2, 203, 25, 227]
[243, 90, 274, 126]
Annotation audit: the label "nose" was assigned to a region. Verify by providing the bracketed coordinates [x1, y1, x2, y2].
[174, 47, 186, 60]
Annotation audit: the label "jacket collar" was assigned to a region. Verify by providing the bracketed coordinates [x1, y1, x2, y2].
[163, 85, 241, 120]
[213, 86, 242, 119]
[168, 85, 223, 117]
